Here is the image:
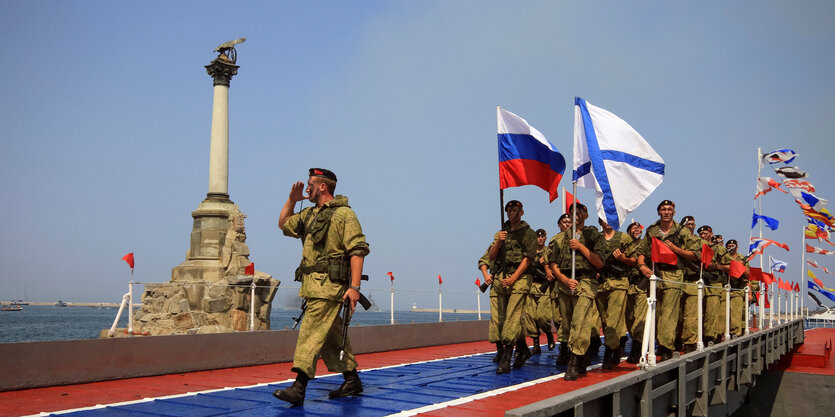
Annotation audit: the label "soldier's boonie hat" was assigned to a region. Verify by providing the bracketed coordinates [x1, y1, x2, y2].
[558, 213, 571, 222]
[697, 225, 712, 233]
[657, 200, 675, 210]
[727, 239, 738, 246]
[680, 215, 695, 225]
[505, 200, 523, 210]
[309, 168, 337, 182]
[536, 228, 547, 237]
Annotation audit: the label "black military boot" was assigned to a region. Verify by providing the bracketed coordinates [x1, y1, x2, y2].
[513, 338, 532, 368]
[545, 329, 556, 351]
[626, 340, 642, 364]
[683, 343, 697, 354]
[273, 372, 309, 406]
[583, 336, 602, 371]
[496, 344, 514, 374]
[555, 342, 570, 366]
[657, 345, 673, 362]
[531, 336, 541, 355]
[492, 342, 504, 363]
[328, 369, 363, 398]
[564, 353, 580, 381]
[601, 346, 615, 370]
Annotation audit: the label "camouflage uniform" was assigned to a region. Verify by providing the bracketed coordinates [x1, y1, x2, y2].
[549, 226, 606, 355]
[546, 234, 572, 344]
[524, 247, 552, 339]
[638, 221, 701, 352]
[596, 230, 633, 350]
[281, 195, 370, 379]
[491, 221, 537, 345]
[478, 246, 502, 344]
[704, 243, 730, 341]
[728, 253, 749, 336]
[623, 238, 647, 344]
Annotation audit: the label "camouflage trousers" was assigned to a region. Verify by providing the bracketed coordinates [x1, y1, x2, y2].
[523, 285, 551, 337]
[292, 297, 356, 379]
[568, 277, 600, 355]
[625, 284, 647, 341]
[680, 279, 701, 345]
[704, 294, 721, 340]
[656, 269, 683, 351]
[730, 294, 745, 336]
[596, 277, 628, 349]
[491, 287, 528, 345]
[550, 291, 561, 328]
[557, 288, 572, 343]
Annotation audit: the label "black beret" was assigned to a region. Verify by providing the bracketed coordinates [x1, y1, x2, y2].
[627, 222, 643, 233]
[309, 168, 337, 182]
[536, 229, 547, 236]
[680, 216, 695, 225]
[697, 225, 712, 233]
[727, 239, 738, 246]
[505, 200, 523, 210]
[558, 213, 571, 222]
[657, 200, 675, 210]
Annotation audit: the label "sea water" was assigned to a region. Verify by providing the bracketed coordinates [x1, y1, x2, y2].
[0, 305, 484, 344]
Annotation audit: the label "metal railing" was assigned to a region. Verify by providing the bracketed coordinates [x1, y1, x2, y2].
[109, 280, 491, 335]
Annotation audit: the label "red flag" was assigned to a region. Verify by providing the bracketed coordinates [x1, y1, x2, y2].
[814, 277, 825, 288]
[749, 267, 774, 285]
[651, 237, 678, 265]
[729, 261, 746, 278]
[121, 253, 135, 269]
[701, 243, 714, 266]
[438, 275, 443, 285]
[764, 284, 771, 308]
[387, 272, 395, 282]
[475, 278, 481, 287]
[793, 282, 800, 292]
[763, 271, 775, 285]
[565, 191, 580, 214]
[778, 278, 790, 291]
[245, 262, 254, 275]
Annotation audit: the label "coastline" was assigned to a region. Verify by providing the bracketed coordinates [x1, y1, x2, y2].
[0, 301, 139, 308]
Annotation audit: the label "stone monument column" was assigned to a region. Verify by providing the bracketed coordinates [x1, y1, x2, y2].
[119, 39, 280, 337]
[205, 57, 237, 202]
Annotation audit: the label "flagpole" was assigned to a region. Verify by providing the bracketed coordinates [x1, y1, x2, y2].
[562, 187, 567, 214]
[801, 225, 807, 318]
[570, 181, 577, 295]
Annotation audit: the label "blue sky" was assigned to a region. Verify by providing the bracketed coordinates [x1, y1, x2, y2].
[1, 1, 833, 310]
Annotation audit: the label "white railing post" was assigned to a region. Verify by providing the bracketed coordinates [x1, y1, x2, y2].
[249, 281, 256, 331]
[476, 288, 482, 320]
[777, 289, 782, 324]
[438, 288, 443, 322]
[724, 284, 731, 340]
[697, 280, 704, 351]
[759, 286, 765, 330]
[390, 286, 395, 325]
[770, 285, 776, 327]
[128, 281, 134, 335]
[745, 287, 751, 335]
[108, 293, 130, 337]
[640, 274, 658, 369]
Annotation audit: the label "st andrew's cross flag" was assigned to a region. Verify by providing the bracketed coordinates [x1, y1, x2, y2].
[573, 98, 665, 230]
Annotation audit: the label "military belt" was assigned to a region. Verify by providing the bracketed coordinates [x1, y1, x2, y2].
[297, 263, 328, 275]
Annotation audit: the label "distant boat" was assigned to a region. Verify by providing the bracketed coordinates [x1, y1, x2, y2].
[55, 300, 68, 307]
[2, 305, 23, 311]
[11, 300, 29, 306]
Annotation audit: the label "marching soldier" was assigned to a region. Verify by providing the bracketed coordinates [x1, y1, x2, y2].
[725, 238, 749, 337]
[274, 168, 370, 406]
[478, 245, 505, 362]
[636, 200, 700, 361]
[488, 200, 538, 373]
[621, 222, 647, 364]
[596, 218, 633, 369]
[548, 203, 605, 380]
[697, 225, 731, 343]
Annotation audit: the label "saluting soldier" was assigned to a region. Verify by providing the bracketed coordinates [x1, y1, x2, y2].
[488, 200, 538, 373]
[274, 168, 370, 406]
[622, 222, 647, 364]
[548, 203, 605, 380]
[596, 218, 633, 369]
[636, 200, 700, 361]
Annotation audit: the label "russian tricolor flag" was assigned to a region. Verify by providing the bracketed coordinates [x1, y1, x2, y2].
[497, 107, 566, 202]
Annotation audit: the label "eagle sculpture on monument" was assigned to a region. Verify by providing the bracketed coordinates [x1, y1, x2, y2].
[213, 37, 246, 64]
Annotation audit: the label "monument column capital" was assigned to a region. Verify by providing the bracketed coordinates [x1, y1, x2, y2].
[205, 57, 239, 87]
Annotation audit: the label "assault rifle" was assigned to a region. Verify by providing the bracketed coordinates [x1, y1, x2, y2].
[291, 274, 370, 329]
[339, 289, 372, 360]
